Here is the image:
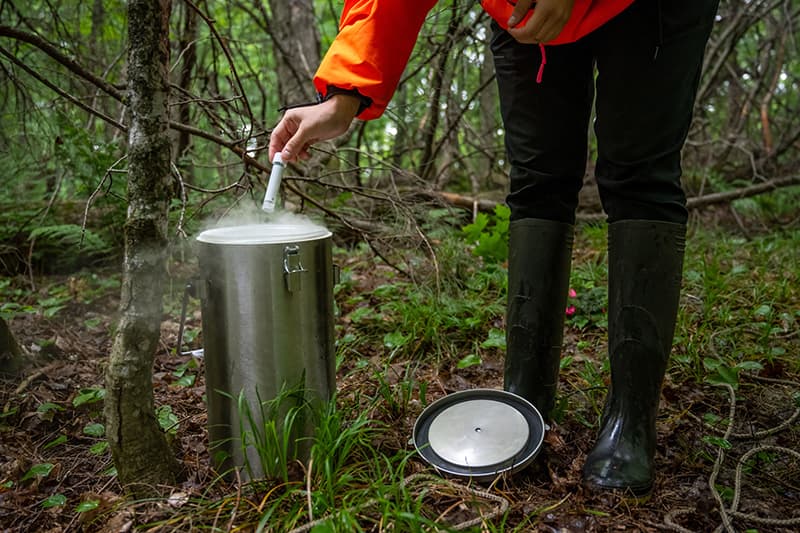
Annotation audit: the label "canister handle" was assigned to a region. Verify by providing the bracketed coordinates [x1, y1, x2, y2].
[283, 245, 306, 292]
[177, 280, 206, 357]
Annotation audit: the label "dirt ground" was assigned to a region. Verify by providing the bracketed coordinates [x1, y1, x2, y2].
[1, 256, 798, 532]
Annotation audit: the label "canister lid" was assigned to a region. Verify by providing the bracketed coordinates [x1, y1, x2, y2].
[427, 399, 529, 467]
[412, 389, 545, 481]
[196, 223, 331, 244]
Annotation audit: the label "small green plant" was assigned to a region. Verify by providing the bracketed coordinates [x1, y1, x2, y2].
[41, 493, 67, 509]
[567, 279, 608, 330]
[573, 359, 609, 427]
[673, 227, 799, 385]
[72, 387, 106, 408]
[373, 364, 423, 418]
[75, 499, 100, 513]
[0, 302, 36, 320]
[462, 204, 510, 264]
[714, 484, 734, 504]
[42, 435, 67, 451]
[376, 285, 504, 361]
[20, 463, 54, 483]
[481, 328, 506, 350]
[703, 358, 763, 390]
[457, 353, 482, 369]
[171, 358, 199, 387]
[36, 401, 65, 421]
[83, 422, 105, 437]
[309, 399, 376, 512]
[81, 422, 109, 454]
[232, 385, 313, 482]
[156, 405, 180, 436]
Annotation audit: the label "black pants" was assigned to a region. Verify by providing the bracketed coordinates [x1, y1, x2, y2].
[491, 0, 720, 224]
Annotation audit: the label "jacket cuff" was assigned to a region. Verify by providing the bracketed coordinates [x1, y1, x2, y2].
[319, 85, 373, 117]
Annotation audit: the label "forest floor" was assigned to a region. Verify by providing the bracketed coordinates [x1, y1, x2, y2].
[1, 211, 799, 532]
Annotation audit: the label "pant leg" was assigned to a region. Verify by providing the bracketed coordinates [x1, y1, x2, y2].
[490, 22, 595, 224]
[591, 0, 720, 224]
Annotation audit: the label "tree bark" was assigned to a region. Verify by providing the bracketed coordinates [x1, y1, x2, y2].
[103, 0, 181, 495]
[175, 1, 198, 182]
[268, 0, 320, 106]
[0, 317, 24, 376]
[418, 5, 459, 180]
[478, 39, 500, 188]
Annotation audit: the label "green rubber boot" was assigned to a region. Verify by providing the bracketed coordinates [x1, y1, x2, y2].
[504, 219, 574, 420]
[582, 220, 686, 495]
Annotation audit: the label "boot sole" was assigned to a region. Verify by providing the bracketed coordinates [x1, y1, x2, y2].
[582, 478, 653, 501]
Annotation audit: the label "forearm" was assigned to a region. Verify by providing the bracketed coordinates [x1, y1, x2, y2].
[314, 0, 439, 120]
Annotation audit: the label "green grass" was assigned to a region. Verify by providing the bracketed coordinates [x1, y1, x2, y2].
[74, 218, 800, 531]
[137, 390, 491, 532]
[673, 224, 800, 385]
[238, 221, 798, 530]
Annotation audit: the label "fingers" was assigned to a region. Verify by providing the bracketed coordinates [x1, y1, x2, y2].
[508, 0, 574, 44]
[294, 142, 314, 161]
[268, 112, 312, 163]
[508, 0, 534, 28]
[268, 114, 297, 162]
[268, 95, 359, 163]
[282, 126, 314, 163]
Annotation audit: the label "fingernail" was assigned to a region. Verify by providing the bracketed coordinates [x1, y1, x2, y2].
[508, 15, 518, 27]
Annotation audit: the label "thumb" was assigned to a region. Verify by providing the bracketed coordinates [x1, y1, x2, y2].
[281, 128, 309, 162]
[508, 0, 534, 27]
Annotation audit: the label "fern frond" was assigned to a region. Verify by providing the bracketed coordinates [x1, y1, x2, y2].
[28, 224, 111, 257]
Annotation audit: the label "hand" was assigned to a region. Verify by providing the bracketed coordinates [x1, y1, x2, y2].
[508, 0, 575, 44]
[268, 94, 361, 163]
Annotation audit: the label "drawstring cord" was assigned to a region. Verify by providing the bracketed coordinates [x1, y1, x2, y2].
[536, 0, 660, 81]
[536, 43, 547, 83]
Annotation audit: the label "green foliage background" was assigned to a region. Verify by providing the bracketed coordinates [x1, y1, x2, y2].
[0, 0, 798, 272]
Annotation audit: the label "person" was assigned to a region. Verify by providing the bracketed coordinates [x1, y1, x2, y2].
[268, 0, 720, 495]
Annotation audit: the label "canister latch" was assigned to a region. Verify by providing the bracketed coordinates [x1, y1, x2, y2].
[283, 245, 306, 292]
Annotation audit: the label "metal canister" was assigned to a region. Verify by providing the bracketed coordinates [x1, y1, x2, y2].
[195, 222, 335, 479]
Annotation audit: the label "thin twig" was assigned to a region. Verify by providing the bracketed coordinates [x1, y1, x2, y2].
[0, 25, 124, 99]
[0, 45, 127, 131]
[82, 156, 126, 248]
[171, 162, 189, 238]
[181, 0, 255, 130]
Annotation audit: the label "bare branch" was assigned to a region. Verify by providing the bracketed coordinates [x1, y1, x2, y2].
[81, 155, 127, 247]
[0, 25, 124, 101]
[421, 175, 800, 218]
[181, 0, 256, 130]
[0, 45, 127, 131]
[686, 175, 800, 209]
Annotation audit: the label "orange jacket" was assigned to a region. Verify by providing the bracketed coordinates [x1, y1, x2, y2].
[314, 0, 634, 120]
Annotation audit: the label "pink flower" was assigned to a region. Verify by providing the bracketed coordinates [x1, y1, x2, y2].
[565, 305, 576, 317]
[568, 288, 577, 298]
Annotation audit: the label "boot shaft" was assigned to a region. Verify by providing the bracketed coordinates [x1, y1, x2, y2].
[608, 220, 685, 364]
[505, 218, 574, 418]
[582, 220, 687, 494]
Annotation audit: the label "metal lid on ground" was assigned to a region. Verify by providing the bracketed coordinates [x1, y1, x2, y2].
[413, 389, 545, 482]
[196, 223, 331, 245]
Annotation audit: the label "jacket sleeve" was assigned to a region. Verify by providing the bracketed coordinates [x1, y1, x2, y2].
[313, 0, 439, 120]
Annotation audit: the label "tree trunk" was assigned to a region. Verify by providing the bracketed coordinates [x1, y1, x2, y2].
[478, 39, 500, 188]
[0, 317, 24, 376]
[103, 0, 181, 495]
[417, 7, 459, 180]
[174, 1, 197, 182]
[268, 0, 320, 106]
[391, 82, 408, 169]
